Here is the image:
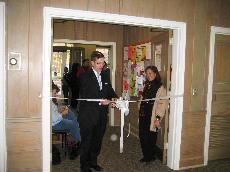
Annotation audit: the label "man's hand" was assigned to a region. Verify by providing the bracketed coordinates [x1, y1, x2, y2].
[59, 105, 68, 116]
[154, 120, 161, 128]
[111, 98, 117, 108]
[100, 99, 110, 105]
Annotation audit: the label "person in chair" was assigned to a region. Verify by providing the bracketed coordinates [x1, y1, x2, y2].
[52, 83, 81, 159]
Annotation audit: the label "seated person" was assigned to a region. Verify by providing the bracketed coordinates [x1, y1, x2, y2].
[52, 83, 81, 159]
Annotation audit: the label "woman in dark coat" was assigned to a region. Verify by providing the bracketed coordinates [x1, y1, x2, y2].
[139, 66, 167, 163]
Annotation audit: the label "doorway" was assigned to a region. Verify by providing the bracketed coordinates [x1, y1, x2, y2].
[205, 26, 230, 165]
[43, 7, 186, 171]
[0, 2, 6, 172]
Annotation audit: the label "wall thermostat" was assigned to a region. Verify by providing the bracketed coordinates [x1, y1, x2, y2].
[8, 52, 21, 70]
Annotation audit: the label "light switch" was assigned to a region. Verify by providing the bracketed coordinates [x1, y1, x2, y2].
[192, 88, 198, 96]
[8, 52, 21, 70]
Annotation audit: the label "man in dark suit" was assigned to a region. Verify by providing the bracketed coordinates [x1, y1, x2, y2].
[78, 51, 118, 172]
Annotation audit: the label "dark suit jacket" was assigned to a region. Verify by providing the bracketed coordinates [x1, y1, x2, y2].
[78, 69, 117, 127]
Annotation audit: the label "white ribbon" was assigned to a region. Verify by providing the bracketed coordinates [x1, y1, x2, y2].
[115, 98, 130, 153]
[48, 94, 183, 102]
[46, 94, 183, 153]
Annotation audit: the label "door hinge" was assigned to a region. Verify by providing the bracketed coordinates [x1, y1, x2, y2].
[164, 142, 168, 149]
[169, 37, 173, 45]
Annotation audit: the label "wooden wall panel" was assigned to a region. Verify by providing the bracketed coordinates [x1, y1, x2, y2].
[28, 0, 43, 116]
[7, 151, 41, 172]
[190, 0, 208, 112]
[119, 0, 140, 16]
[74, 21, 87, 40]
[50, 0, 69, 8]
[150, 0, 195, 22]
[183, 25, 194, 112]
[53, 22, 63, 39]
[180, 111, 206, 167]
[69, 0, 87, 10]
[207, 0, 230, 27]
[63, 21, 75, 39]
[105, 0, 120, 14]
[6, 118, 42, 172]
[87, 0, 106, 12]
[7, 0, 29, 117]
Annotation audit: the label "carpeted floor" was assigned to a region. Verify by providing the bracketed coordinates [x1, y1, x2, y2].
[52, 126, 230, 172]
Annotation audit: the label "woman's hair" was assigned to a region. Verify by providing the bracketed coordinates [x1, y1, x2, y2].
[145, 65, 162, 83]
[71, 63, 80, 74]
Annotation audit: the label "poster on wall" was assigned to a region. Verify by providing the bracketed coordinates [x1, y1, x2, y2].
[129, 73, 136, 96]
[154, 44, 162, 71]
[123, 42, 151, 97]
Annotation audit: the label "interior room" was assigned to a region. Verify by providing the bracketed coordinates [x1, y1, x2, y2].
[2, 1, 230, 172]
[51, 19, 172, 171]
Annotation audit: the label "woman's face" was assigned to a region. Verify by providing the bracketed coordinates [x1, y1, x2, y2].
[146, 69, 156, 81]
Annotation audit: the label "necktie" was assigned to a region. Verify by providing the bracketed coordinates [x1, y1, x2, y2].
[97, 73, 102, 90]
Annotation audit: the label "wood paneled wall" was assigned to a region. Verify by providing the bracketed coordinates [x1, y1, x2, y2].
[180, 111, 206, 167]
[4, 0, 230, 171]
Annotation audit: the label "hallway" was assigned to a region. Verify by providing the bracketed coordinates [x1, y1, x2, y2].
[53, 126, 230, 172]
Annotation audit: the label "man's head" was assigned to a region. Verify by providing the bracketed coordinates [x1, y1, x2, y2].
[91, 51, 105, 73]
[52, 83, 60, 97]
[64, 67, 68, 73]
[82, 59, 90, 68]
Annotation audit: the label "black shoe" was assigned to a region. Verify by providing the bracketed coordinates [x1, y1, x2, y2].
[139, 157, 146, 163]
[81, 168, 92, 172]
[90, 165, 103, 171]
[139, 157, 156, 163]
[145, 157, 156, 163]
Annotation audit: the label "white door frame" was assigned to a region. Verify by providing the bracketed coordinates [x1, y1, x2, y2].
[43, 7, 186, 171]
[204, 26, 230, 165]
[0, 2, 6, 172]
[54, 39, 117, 126]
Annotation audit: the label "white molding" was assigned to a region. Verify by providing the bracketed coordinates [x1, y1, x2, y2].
[204, 26, 230, 165]
[167, 27, 186, 169]
[43, 7, 186, 171]
[0, 2, 6, 172]
[42, 8, 52, 172]
[54, 39, 117, 126]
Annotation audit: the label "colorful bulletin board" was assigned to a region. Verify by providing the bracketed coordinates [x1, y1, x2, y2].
[123, 42, 152, 97]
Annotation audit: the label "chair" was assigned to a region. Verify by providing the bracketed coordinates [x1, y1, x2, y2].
[52, 130, 69, 158]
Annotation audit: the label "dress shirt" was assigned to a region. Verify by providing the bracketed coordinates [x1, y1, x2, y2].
[92, 68, 102, 90]
[52, 102, 63, 126]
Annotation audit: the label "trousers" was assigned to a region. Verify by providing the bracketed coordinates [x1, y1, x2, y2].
[139, 114, 158, 160]
[53, 111, 81, 142]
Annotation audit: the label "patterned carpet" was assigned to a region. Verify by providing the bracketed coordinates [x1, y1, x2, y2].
[52, 126, 230, 172]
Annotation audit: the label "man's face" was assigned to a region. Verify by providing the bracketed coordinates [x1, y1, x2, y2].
[91, 58, 105, 73]
[83, 60, 90, 67]
[52, 89, 58, 97]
